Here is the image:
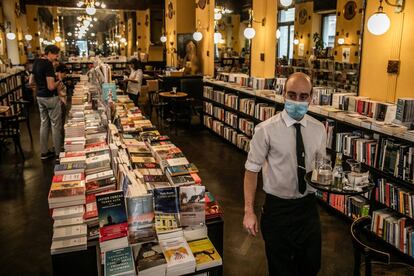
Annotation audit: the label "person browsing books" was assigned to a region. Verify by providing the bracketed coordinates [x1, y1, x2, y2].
[124, 58, 143, 106]
[30, 45, 63, 160]
[243, 72, 327, 276]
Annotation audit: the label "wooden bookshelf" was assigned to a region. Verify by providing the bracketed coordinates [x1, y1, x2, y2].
[203, 78, 414, 261]
[0, 71, 25, 107]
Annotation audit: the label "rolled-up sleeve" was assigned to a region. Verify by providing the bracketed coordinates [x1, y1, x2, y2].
[245, 124, 269, 172]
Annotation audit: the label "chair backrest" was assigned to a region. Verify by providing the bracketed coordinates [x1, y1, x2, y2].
[147, 80, 159, 92]
[180, 78, 203, 101]
[0, 114, 20, 137]
[350, 216, 390, 264]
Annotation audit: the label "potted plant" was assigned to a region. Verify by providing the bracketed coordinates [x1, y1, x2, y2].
[313, 32, 325, 58]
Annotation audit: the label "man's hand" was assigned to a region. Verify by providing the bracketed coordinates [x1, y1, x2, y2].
[243, 210, 258, 236]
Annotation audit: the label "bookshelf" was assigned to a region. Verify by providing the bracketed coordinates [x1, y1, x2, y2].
[0, 71, 25, 107]
[202, 78, 414, 263]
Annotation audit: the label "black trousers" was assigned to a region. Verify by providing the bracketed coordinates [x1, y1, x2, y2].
[260, 193, 321, 276]
[128, 93, 139, 107]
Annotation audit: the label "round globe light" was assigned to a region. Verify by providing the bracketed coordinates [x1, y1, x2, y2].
[86, 6, 96, 16]
[55, 36, 62, 42]
[280, 0, 293, 7]
[93, 17, 98, 22]
[91, 33, 96, 37]
[193, 31, 203, 42]
[67, 32, 72, 37]
[83, 19, 91, 27]
[25, 34, 33, 41]
[214, 12, 222, 21]
[43, 40, 49, 45]
[120, 37, 126, 43]
[276, 29, 281, 39]
[6, 32, 16, 40]
[243, 27, 256, 39]
[95, 1, 101, 6]
[214, 32, 222, 44]
[101, 3, 106, 8]
[367, 12, 390, 36]
[337, 38, 345, 45]
[160, 35, 167, 43]
[293, 39, 299, 45]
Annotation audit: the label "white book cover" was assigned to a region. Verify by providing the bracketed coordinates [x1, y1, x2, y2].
[86, 154, 111, 164]
[51, 237, 87, 251]
[85, 169, 114, 183]
[52, 205, 85, 220]
[160, 237, 196, 268]
[52, 224, 87, 241]
[53, 216, 84, 228]
[59, 173, 84, 182]
[167, 158, 189, 167]
[60, 156, 87, 164]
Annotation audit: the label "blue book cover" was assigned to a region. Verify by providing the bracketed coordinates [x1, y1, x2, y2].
[102, 83, 117, 102]
[153, 187, 179, 213]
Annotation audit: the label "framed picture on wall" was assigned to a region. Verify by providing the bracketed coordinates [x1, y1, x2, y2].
[177, 33, 195, 59]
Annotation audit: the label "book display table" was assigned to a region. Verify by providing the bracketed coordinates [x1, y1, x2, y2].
[51, 217, 223, 276]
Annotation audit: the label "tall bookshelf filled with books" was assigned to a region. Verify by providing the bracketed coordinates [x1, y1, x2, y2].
[202, 77, 414, 263]
[0, 71, 25, 107]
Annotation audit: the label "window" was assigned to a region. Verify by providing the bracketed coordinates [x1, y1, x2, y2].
[277, 8, 295, 61]
[321, 14, 336, 48]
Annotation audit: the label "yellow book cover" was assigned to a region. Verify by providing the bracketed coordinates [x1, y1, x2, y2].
[188, 238, 222, 266]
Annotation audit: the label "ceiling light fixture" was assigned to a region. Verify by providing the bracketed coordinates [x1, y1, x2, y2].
[280, 0, 293, 7]
[25, 34, 33, 41]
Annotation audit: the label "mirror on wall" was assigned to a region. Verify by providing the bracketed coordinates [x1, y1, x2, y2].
[214, 0, 252, 76]
[275, 0, 366, 94]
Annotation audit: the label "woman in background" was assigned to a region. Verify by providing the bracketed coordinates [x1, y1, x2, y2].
[124, 58, 143, 107]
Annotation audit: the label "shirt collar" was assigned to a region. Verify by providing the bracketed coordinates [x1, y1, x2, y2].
[281, 109, 308, 128]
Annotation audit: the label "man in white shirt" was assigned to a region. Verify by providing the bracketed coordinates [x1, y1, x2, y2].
[243, 72, 326, 276]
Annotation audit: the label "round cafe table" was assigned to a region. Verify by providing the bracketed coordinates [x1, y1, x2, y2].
[159, 91, 188, 98]
[159, 92, 188, 134]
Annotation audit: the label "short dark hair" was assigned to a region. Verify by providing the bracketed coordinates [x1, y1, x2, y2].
[44, 45, 60, 55]
[129, 58, 142, 70]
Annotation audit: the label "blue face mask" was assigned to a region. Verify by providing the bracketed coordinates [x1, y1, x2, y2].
[284, 99, 309, 121]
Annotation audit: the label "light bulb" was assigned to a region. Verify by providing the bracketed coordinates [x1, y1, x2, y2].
[243, 27, 256, 39]
[83, 19, 91, 27]
[6, 32, 16, 40]
[367, 12, 390, 36]
[293, 39, 299, 45]
[280, 0, 293, 7]
[214, 12, 222, 21]
[43, 40, 48, 45]
[160, 35, 167, 43]
[90, 24, 94, 27]
[95, 1, 101, 6]
[214, 32, 222, 44]
[25, 34, 33, 41]
[39, 38, 44, 43]
[337, 38, 345, 45]
[67, 32, 72, 37]
[91, 33, 95, 37]
[120, 37, 126, 43]
[276, 29, 281, 39]
[55, 36, 62, 42]
[193, 31, 203, 42]
[93, 17, 98, 22]
[101, 3, 106, 8]
[86, 6, 96, 16]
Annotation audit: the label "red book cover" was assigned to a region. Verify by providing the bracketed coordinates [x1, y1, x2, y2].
[86, 141, 107, 149]
[84, 194, 98, 220]
[96, 191, 128, 242]
[60, 151, 85, 158]
[190, 173, 202, 184]
[385, 184, 390, 207]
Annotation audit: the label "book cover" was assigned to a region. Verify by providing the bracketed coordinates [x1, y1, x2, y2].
[52, 173, 85, 183]
[126, 195, 156, 244]
[104, 247, 135, 276]
[48, 181, 85, 201]
[166, 163, 199, 177]
[188, 238, 222, 269]
[96, 191, 128, 242]
[84, 194, 98, 221]
[160, 237, 195, 267]
[179, 186, 206, 226]
[153, 187, 180, 214]
[137, 242, 167, 272]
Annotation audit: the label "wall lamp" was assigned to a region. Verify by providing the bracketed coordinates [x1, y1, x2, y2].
[243, 9, 266, 40]
[367, 0, 405, 36]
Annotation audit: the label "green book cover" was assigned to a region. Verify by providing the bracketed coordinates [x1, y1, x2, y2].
[105, 246, 135, 276]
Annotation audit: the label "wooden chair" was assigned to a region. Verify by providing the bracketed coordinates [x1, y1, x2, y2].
[10, 99, 33, 143]
[146, 80, 168, 127]
[0, 111, 25, 160]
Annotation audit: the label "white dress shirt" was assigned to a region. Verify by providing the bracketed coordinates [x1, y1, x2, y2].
[245, 109, 327, 199]
[127, 69, 143, 95]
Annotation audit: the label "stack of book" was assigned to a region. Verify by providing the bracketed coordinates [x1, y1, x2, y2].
[395, 98, 414, 124]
